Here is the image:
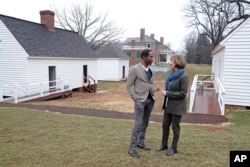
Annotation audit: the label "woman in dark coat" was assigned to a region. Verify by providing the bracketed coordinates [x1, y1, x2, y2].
[156, 55, 189, 156]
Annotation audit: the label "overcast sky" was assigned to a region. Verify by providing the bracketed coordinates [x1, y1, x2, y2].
[0, 0, 190, 50]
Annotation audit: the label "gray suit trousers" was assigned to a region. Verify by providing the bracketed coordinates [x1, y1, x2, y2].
[129, 97, 154, 150]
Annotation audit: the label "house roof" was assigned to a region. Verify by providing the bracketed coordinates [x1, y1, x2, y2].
[123, 35, 170, 50]
[212, 16, 250, 55]
[0, 14, 98, 58]
[220, 16, 250, 45]
[97, 42, 129, 59]
[123, 35, 158, 43]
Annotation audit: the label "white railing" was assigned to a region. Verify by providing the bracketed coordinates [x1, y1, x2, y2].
[0, 79, 71, 104]
[189, 74, 226, 115]
[214, 77, 226, 115]
[189, 75, 198, 114]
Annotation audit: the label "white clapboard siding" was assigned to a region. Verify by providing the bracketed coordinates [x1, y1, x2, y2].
[97, 58, 129, 81]
[212, 17, 250, 107]
[0, 20, 28, 96]
[27, 58, 98, 89]
[212, 49, 225, 82]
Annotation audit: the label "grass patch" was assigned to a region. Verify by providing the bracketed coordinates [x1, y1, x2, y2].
[186, 64, 212, 84]
[1, 108, 250, 166]
[97, 80, 126, 90]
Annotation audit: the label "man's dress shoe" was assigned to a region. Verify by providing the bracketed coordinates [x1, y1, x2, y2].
[137, 144, 151, 150]
[128, 150, 140, 158]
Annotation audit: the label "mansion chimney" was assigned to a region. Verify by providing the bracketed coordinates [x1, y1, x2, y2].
[131, 40, 136, 46]
[40, 10, 55, 31]
[140, 28, 145, 41]
[160, 37, 164, 44]
[150, 34, 155, 39]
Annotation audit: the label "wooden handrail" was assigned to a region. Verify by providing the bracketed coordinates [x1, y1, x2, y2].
[1, 79, 71, 103]
[83, 75, 96, 92]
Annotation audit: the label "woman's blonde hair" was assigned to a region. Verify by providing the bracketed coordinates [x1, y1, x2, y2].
[170, 55, 186, 69]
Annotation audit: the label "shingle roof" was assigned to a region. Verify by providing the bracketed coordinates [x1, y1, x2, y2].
[0, 14, 98, 58]
[96, 42, 129, 59]
[123, 35, 170, 50]
[123, 35, 158, 43]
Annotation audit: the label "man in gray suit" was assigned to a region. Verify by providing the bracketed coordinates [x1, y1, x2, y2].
[127, 49, 156, 158]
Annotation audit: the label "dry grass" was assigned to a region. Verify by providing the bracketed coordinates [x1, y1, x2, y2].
[26, 75, 167, 115]
[25, 64, 212, 115]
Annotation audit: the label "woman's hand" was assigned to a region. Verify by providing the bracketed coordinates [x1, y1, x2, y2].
[160, 90, 167, 96]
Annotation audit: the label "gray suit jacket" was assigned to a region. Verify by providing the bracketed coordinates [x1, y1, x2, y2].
[127, 63, 156, 102]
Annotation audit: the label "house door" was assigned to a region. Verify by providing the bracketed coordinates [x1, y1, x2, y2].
[49, 66, 56, 89]
[83, 65, 88, 83]
[122, 66, 125, 78]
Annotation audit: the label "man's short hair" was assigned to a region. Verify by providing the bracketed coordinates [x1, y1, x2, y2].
[140, 49, 152, 59]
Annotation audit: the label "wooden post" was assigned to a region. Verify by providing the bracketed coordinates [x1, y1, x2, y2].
[26, 82, 30, 96]
[14, 86, 18, 103]
[40, 83, 43, 97]
[61, 79, 64, 92]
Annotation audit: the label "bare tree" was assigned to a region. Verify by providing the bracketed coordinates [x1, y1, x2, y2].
[52, 2, 125, 50]
[184, 31, 197, 63]
[218, 0, 250, 23]
[196, 34, 213, 64]
[184, 0, 250, 48]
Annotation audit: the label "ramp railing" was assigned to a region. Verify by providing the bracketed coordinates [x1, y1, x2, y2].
[0, 79, 71, 103]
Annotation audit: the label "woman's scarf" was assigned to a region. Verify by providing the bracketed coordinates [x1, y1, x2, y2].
[165, 69, 184, 91]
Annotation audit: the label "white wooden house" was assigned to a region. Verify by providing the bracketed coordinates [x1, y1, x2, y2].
[0, 10, 98, 102]
[211, 17, 250, 108]
[97, 43, 129, 81]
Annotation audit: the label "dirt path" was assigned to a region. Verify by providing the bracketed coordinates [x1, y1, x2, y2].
[0, 102, 228, 124]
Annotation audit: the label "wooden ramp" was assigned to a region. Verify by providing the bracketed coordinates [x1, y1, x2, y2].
[27, 90, 72, 102]
[2, 90, 72, 103]
[192, 89, 221, 115]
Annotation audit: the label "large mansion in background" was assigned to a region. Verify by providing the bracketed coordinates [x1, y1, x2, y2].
[122, 28, 173, 66]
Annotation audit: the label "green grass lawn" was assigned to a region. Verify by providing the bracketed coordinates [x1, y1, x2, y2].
[1, 108, 250, 167]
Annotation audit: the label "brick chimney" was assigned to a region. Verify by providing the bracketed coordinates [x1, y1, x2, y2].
[40, 10, 55, 31]
[140, 28, 145, 41]
[150, 34, 155, 39]
[131, 40, 135, 47]
[160, 37, 164, 44]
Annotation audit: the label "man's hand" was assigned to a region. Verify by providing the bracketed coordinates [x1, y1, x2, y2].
[154, 88, 161, 92]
